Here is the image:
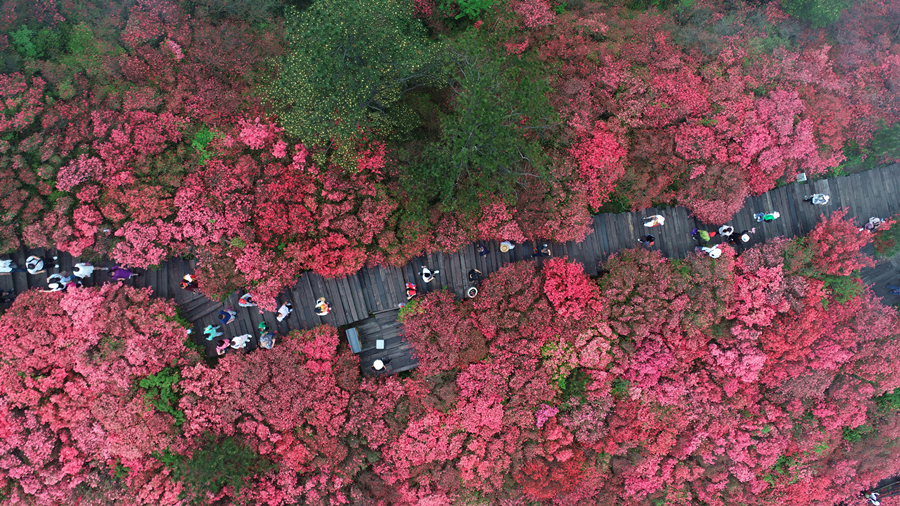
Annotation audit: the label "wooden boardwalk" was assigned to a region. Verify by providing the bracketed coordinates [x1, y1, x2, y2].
[4, 162, 900, 372]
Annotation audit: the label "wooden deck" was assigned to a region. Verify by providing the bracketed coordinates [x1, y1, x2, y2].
[4, 162, 900, 373]
[350, 309, 419, 376]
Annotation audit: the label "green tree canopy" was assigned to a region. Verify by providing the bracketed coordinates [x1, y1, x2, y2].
[408, 31, 559, 214]
[781, 0, 847, 27]
[268, 0, 446, 148]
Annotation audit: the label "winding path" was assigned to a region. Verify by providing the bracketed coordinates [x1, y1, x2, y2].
[3, 163, 900, 366]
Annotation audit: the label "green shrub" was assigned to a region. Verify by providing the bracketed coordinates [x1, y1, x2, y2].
[191, 127, 220, 165]
[440, 0, 497, 19]
[821, 274, 864, 309]
[139, 364, 185, 426]
[781, 0, 847, 27]
[842, 424, 874, 442]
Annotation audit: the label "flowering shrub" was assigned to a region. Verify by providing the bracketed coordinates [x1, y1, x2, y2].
[0, 285, 193, 505]
[806, 208, 875, 276]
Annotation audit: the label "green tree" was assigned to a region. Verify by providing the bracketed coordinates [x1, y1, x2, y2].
[781, 0, 847, 27]
[154, 435, 274, 504]
[408, 31, 558, 214]
[268, 0, 446, 149]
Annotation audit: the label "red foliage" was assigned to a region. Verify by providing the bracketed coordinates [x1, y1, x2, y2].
[401, 291, 487, 376]
[807, 208, 875, 275]
[542, 256, 603, 321]
[569, 121, 627, 210]
[0, 285, 192, 505]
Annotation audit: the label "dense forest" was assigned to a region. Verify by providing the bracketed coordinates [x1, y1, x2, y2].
[1, 0, 900, 504]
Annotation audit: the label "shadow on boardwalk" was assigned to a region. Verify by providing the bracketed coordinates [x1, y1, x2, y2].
[3, 163, 900, 368]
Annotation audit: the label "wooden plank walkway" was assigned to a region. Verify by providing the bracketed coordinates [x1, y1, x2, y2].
[4, 163, 900, 373]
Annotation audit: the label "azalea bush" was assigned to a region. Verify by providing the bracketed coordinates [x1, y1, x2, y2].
[1, 215, 898, 504]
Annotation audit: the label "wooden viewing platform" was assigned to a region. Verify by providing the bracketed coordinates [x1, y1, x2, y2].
[349, 309, 419, 376]
[3, 162, 900, 375]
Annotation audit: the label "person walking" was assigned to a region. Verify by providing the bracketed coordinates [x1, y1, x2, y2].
[218, 307, 237, 325]
[204, 324, 223, 341]
[421, 266, 439, 283]
[637, 234, 655, 247]
[314, 297, 331, 316]
[109, 265, 138, 280]
[259, 331, 275, 350]
[531, 244, 552, 258]
[643, 215, 665, 227]
[26, 255, 56, 275]
[276, 302, 293, 322]
[467, 269, 482, 285]
[237, 292, 256, 307]
[230, 334, 252, 349]
[405, 282, 417, 300]
[0, 290, 15, 306]
[804, 194, 830, 205]
[0, 259, 26, 274]
[180, 274, 200, 292]
[700, 245, 722, 259]
[499, 241, 515, 253]
[691, 228, 716, 245]
[475, 243, 489, 256]
[718, 225, 734, 237]
[72, 262, 96, 279]
[45, 272, 73, 292]
[214, 338, 231, 356]
[863, 217, 884, 231]
[753, 211, 780, 222]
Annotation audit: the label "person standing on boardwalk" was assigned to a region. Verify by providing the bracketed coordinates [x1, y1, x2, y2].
[276, 302, 294, 322]
[637, 235, 655, 247]
[753, 211, 780, 222]
[643, 215, 665, 227]
[405, 282, 417, 300]
[180, 274, 199, 292]
[531, 244, 552, 258]
[109, 265, 138, 280]
[371, 357, 393, 373]
[315, 297, 331, 316]
[0, 259, 26, 274]
[468, 269, 482, 285]
[218, 307, 237, 325]
[72, 262, 96, 279]
[499, 241, 515, 253]
[475, 243, 489, 256]
[421, 266, 439, 283]
[718, 225, 734, 237]
[804, 194, 830, 205]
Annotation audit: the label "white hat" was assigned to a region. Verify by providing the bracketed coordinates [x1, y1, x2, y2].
[373, 360, 384, 370]
[48, 283, 60, 290]
[500, 243, 510, 253]
[772, 212, 780, 219]
[740, 234, 750, 243]
[709, 248, 722, 259]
